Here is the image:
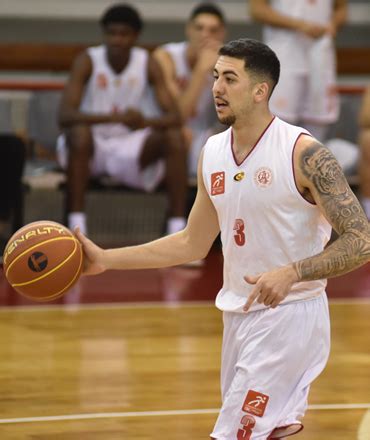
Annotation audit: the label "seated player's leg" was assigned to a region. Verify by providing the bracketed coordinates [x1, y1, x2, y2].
[103, 127, 188, 234]
[139, 127, 188, 234]
[210, 295, 330, 439]
[58, 125, 94, 233]
[359, 128, 370, 219]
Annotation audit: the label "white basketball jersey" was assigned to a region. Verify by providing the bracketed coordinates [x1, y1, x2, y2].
[264, 0, 334, 73]
[162, 41, 217, 131]
[81, 45, 150, 138]
[203, 117, 332, 313]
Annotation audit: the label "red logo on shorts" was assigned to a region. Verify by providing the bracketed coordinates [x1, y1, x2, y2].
[242, 390, 269, 417]
[211, 171, 225, 195]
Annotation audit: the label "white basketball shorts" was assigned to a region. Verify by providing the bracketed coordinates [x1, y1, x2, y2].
[56, 127, 165, 192]
[211, 294, 330, 439]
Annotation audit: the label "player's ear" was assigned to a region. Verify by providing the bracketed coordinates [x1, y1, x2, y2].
[254, 82, 269, 103]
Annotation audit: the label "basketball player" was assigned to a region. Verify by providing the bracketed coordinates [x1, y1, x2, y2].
[359, 85, 370, 219]
[153, 2, 226, 178]
[57, 3, 187, 235]
[75, 39, 370, 438]
[249, 0, 347, 143]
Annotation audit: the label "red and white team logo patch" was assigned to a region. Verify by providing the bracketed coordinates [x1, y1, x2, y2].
[254, 167, 273, 188]
[211, 171, 225, 195]
[97, 73, 108, 89]
[242, 390, 269, 417]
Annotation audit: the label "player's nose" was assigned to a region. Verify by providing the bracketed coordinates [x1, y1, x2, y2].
[212, 78, 224, 96]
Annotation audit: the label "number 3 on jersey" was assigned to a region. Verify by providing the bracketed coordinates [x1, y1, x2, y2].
[233, 219, 246, 246]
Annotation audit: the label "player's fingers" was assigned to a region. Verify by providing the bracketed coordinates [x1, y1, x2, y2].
[243, 285, 260, 312]
[270, 295, 283, 309]
[256, 289, 270, 304]
[74, 227, 94, 248]
[263, 293, 275, 307]
[73, 227, 85, 241]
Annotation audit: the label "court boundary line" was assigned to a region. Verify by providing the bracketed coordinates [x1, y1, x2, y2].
[0, 404, 369, 425]
[0, 298, 369, 313]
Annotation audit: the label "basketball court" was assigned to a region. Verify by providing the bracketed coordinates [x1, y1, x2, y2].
[0, 248, 369, 439]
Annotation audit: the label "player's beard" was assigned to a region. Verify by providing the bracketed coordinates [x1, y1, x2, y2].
[218, 114, 236, 126]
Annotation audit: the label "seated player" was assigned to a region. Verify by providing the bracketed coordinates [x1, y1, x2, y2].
[153, 2, 226, 179]
[57, 3, 188, 236]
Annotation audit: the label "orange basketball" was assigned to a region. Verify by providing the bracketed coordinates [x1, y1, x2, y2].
[2, 220, 84, 302]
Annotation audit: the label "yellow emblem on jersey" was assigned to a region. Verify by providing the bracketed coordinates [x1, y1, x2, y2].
[233, 171, 245, 181]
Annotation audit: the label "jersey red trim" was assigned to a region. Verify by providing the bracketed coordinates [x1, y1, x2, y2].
[291, 132, 317, 206]
[231, 116, 276, 167]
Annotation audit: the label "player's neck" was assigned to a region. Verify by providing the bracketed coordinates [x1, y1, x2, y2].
[232, 112, 274, 156]
[106, 50, 130, 74]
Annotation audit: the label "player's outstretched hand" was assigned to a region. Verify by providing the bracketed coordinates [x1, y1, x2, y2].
[243, 266, 299, 312]
[74, 227, 107, 276]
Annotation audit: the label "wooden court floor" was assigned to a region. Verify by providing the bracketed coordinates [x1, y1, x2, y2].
[0, 256, 369, 439]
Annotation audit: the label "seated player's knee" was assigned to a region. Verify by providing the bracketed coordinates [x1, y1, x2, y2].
[66, 125, 93, 157]
[164, 127, 187, 156]
[139, 128, 187, 169]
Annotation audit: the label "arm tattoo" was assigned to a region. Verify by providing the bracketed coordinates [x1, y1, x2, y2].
[294, 141, 370, 281]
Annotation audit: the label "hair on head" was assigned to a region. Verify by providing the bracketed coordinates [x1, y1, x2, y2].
[219, 38, 280, 93]
[189, 2, 225, 24]
[100, 3, 143, 32]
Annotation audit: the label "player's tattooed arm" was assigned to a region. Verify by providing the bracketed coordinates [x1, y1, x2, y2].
[294, 140, 370, 281]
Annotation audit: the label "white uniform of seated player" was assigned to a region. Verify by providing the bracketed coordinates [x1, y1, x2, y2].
[153, 2, 227, 178]
[57, 3, 188, 236]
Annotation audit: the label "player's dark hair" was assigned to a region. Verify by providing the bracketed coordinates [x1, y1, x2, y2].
[189, 2, 225, 25]
[100, 3, 143, 33]
[219, 38, 280, 96]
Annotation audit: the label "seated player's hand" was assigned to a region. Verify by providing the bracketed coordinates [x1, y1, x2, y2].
[298, 21, 327, 39]
[243, 266, 299, 312]
[114, 109, 146, 130]
[197, 40, 222, 73]
[74, 227, 107, 276]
